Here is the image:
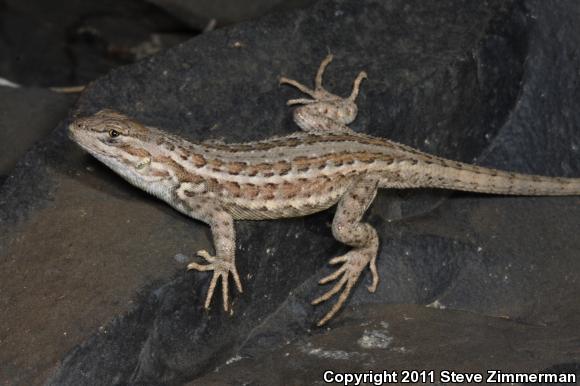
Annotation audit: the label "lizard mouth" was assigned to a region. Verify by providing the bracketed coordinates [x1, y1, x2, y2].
[68, 128, 111, 159]
[67, 122, 79, 141]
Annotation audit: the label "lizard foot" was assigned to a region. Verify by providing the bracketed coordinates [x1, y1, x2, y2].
[279, 54, 338, 105]
[312, 248, 379, 326]
[279, 54, 367, 106]
[187, 249, 243, 312]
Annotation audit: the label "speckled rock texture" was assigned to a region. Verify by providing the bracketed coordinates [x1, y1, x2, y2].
[0, 87, 74, 180]
[1, 0, 580, 385]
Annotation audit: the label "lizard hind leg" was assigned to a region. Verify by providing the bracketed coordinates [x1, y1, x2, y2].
[312, 177, 380, 326]
[280, 54, 367, 134]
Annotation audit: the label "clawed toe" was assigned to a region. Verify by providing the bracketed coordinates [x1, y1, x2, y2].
[318, 264, 346, 285]
[286, 98, 316, 106]
[312, 275, 347, 305]
[367, 255, 379, 292]
[280, 76, 317, 98]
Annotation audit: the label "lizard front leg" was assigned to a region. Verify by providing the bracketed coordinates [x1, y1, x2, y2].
[313, 177, 380, 326]
[181, 195, 243, 312]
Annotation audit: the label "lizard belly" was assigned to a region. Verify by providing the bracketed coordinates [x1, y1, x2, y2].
[222, 191, 344, 220]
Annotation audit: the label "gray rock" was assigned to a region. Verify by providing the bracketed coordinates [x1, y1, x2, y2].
[145, 0, 316, 28]
[0, 87, 74, 179]
[191, 305, 580, 385]
[1, 0, 580, 385]
[0, 0, 194, 87]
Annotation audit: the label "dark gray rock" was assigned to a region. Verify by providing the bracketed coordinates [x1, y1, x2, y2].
[190, 305, 580, 385]
[1, 0, 580, 385]
[0, 87, 74, 180]
[145, 0, 316, 28]
[0, 0, 194, 87]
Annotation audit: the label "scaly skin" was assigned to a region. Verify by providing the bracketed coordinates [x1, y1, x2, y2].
[69, 55, 580, 326]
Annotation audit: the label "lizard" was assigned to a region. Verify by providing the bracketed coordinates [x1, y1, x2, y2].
[69, 55, 580, 326]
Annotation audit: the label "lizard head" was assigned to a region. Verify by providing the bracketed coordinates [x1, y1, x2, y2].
[69, 109, 169, 186]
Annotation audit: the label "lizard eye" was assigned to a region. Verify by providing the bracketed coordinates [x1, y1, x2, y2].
[108, 129, 120, 138]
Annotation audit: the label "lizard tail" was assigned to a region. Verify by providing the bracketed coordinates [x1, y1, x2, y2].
[388, 158, 580, 196]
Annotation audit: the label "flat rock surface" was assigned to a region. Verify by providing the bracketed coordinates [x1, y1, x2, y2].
[192, 304, 580, 385]
[0, 0, 194, 87]
[147, 0, 315, 28]
[0, 87, 75, 180]
[1, 0, 580, 385]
